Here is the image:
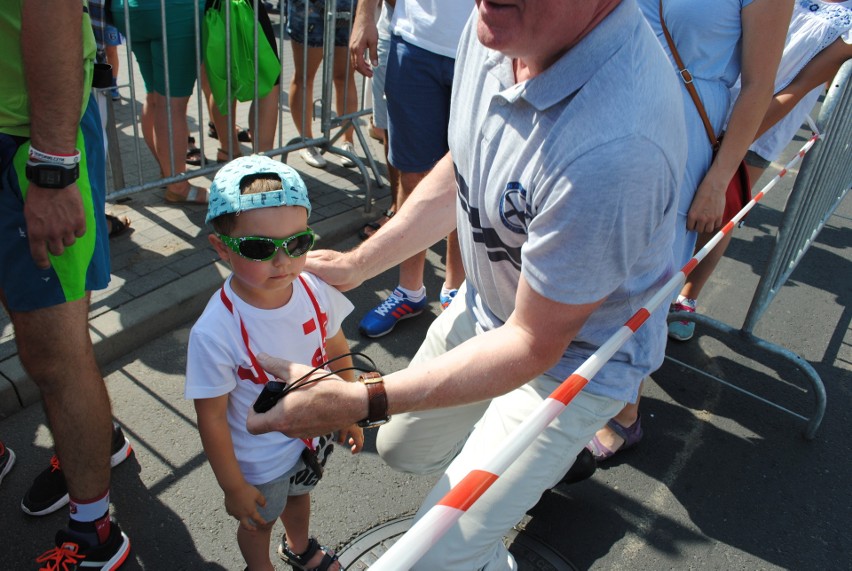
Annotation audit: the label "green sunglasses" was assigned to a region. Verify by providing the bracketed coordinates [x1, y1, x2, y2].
[217, 228, 316, 261]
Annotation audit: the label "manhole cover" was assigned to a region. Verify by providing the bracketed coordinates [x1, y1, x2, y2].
[338, 516, 577, 570]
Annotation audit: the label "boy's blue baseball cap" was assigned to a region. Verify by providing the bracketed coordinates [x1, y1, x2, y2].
[206, 155, 311, 223]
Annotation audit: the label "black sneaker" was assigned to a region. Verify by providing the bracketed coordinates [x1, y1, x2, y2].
[0, 441, 15, 487]
[36, 520, 131, 570]
[22, 425, 133, 516]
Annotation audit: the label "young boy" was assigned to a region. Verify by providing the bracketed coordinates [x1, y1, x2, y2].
[185, 155, 363, 571]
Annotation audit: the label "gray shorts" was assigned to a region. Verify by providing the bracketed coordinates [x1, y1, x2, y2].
[252, 434, 335, 524]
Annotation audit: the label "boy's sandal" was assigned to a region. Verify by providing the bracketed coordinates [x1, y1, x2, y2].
[278, 536, 338, 571]
[164, 185, 208, 205]
[586, 414, 643, 462]
[358, 209, 394, 240]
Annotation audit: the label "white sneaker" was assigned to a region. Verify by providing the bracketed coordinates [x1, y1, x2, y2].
[300, 146, 327, 169]
[339, 142, 356, 167]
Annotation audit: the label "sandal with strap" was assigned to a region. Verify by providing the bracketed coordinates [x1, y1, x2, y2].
[278, 536, 338, 571]
[586, 414, 643, 462]
[358, 209, 394, 240]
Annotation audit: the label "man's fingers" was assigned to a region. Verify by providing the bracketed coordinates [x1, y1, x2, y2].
[256, 352, 293, 379]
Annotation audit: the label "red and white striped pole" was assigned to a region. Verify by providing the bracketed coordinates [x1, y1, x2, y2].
[370, 134, 819, 571]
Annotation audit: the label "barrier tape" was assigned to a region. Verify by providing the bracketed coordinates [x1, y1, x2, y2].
[370, 133, 820, 571]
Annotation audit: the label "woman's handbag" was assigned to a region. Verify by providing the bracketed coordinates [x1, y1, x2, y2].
[659, 0, 751, 227]
[203, 0, 280, 115]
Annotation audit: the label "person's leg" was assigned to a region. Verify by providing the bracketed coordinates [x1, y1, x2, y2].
[288, 42, 323, 140]
[376, 286, 492, 473]
[200, 68, 242, 161]
[237, 518, 276, 571]
[248, 85, 281, 153]
[332, 45, 358, 144]
[150, 93, 194, 195]
[410, 373, 623, 570]
[280, 493, 339, 570]
[12, 299, 113, 501]
[397, 170, 430, 290]
[141, 92, 158, 160]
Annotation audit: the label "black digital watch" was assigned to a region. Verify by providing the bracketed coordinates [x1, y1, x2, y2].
[25, 162, 80, 189]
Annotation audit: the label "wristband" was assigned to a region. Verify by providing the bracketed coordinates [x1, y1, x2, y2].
[28, 146, 81, 166]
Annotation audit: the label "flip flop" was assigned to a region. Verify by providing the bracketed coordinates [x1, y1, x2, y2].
[105, 213, 131, 238]
[165, 185, 208, 205]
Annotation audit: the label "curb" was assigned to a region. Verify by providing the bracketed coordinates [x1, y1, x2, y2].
[0, 197, 390, 419]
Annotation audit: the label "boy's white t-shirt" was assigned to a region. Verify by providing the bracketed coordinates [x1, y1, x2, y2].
[185, 272, 354, 485]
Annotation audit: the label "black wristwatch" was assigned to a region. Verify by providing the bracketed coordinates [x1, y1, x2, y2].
[357, 372, 391, 428]
[25, 161, 80, 189]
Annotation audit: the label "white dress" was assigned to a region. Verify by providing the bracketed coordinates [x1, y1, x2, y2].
[736, 0, 852, 162]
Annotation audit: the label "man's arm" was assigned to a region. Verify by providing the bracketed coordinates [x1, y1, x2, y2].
[248, 275, 604, 437]
[21, 0, 87, 268]
[349, 0, 381, 77]
[306, 152, 459, 291]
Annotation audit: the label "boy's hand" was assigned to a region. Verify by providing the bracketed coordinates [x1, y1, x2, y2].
[224, 482, 267, 531]
[338, 424, 364, 454]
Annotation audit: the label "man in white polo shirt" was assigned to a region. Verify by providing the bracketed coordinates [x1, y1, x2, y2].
[253, 1, 687, 568]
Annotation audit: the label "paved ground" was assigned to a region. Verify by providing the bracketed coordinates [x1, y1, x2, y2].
[1, 19, 851, 571]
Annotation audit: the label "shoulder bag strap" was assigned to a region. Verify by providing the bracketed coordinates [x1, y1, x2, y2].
[658, 0, 719, 148]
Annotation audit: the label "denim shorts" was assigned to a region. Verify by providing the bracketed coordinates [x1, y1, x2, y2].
[287, 0, 356, 48]
[371, 33, 391, 130]
[0, 96, 110, 312]
[385, 35, 455, 172]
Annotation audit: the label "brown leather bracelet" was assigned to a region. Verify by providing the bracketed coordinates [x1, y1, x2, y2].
[357, 372, 390, 428]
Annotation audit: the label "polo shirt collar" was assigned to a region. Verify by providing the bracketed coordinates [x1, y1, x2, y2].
[484, 0, 636, 111]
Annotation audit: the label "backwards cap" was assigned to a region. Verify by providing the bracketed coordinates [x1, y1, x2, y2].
[206, 155, 311, 223]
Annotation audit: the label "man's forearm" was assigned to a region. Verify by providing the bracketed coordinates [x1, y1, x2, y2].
[350, 152, 459, 282]
[22, 0, 83, 153]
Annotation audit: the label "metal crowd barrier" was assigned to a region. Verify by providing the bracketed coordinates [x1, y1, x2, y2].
[104, 0, 381, 210]
[668, 61, 852, 440]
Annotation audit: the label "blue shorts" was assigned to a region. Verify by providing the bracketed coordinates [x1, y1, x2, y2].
[385, 35, 454, 172]
[0, 95, 110, 312]
[287, 0, 356, 48]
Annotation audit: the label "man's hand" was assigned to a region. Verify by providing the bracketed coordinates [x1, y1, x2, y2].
[223, 481, 267, 531]
[23, 183, 86, 269]
[247, 354, 367, 437]
[305, 249, 363, 292]
[349, 4, 379, 77]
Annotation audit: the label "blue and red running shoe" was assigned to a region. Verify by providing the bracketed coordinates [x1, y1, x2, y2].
[359, 288, 427, 338]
